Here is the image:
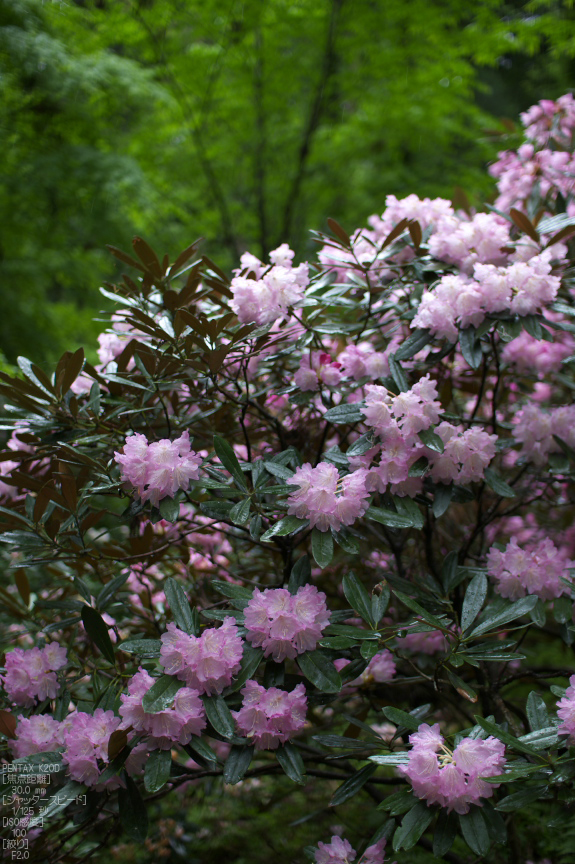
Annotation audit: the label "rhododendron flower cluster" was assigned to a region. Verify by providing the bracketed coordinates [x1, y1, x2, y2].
[2, 643, 67, 706]
[62, 709, 122, 786]
[229, 244, 309, 325]
[429, 422, 498, 485]
[556, 674, 575, 741]
[232, 680, 307, 749]
[487, 537, 574, 600]
[159, 617, 244, 694]
[119, 668, 206, 748]
[400, 723, 506, 813]
[286, 462, 370, 532]
[115, 430, 202, 507]
[314, 836, 387, 864]
[358, 649, 396, 684]
[501, 326, 574, 375]
[10, 714, 66, 758]
[244, 585, 330, 661]
[412, 255, 561, 341]
[513, 403, 575, 467]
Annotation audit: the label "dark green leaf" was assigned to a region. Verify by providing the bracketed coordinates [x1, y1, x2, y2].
[393, 801, 434, 851]
[118, 774, 148, 842]
[371, 585, 390, 626]
[466, 595, 538, 639]
[276, 741, 307, 786]
[378, 789, 415, 815]
[394, 590, 451, 632]
[459, 326, 483, 369]
[165, 577, 196, 634]
[288, 555, 311, 593]
[313, 734, 379, 750]
[496, 785, 548, 812]
[81, 605, 115, 665]
[142, 675, 184, 713]
[96, 572, 130, 611]
[199, 500, 234, 520]
[382, 706, 422, 731]
[120, 639, 162, 658]
[332, 527, 360, 554]
[187, 736, 219, 766]
[365, 506, 413, 529]
[159, 496, 180, 522]
[433, 484, 453, 518]
[394, 329, 431, 360]
[459, 807, 489, 856]
[229, 644, 264, 692]
[369, 752, 411, 765]
[223, 745, 253, 785]
[229, 498, 251, 525]
[330, 763, 376, 805]
[343, 571, 375, 627]
[446, 669, 478, 703]
[203, 694, 236, 739]
[144, 748, 172, 793]
[298, 650, 342, 693]
[260, 515, 308, 541]
[323, 403, 364, 424]
[214, 435, 248, 490]
[311, 528, 333, 568]
[212, 581, 253, 602]
[433, 810, 457, 857]
[460, 572, 488, 632]
[484, 468, 516, 498]
[418, 428, 444, 453]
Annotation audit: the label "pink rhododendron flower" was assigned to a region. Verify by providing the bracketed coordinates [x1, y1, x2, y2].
[115, 430, 202, 507]
[230, 245, 309, 324]
[400, 723, 506, 813]
[10, 714, 66, 758]
[159, 617, 244, 694]
[119, 668, 206, 749]
[557, 675, 575, 741]
[286, 462, 369, 532]
[428, 422, 497, 484]
[314, 836, 387, 864]
[2, 643, 67, 707]
[232, 680, 307, 749]
[358, 649, 397, 685]
[513, 403, 575, 467]
[487, 537, 574, 600]
[244, 585, 330, 662]
[294, 352, 343, 391]
[63, 709, 122, 786]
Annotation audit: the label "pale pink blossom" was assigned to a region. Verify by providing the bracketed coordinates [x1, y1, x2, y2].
[244, 585, 330, 662]
[232, 680, 307, 749]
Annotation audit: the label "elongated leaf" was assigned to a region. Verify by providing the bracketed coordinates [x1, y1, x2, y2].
[203, 694, 236, 739]
[393, 801, 434, 851]
[229, 498, 251, 525]
[213, 435, 248, 490]
[382, 706, 422, 732]
[526, 691, 550, 731]
[418, 428, 444, 453]
[496, 785, 548, 812]
[459, 327, 482, 369]
[433, 483, 453, 518]
[165, 577, 196, 634]
[96, 572, 130, 611]
[369, 753, 410, 765]
[388, 355, 408, 392]
[276, 741, 307, 786]
[120, 639, 162, 658]
[144, 748, 172, 793]
[446, 669, 478, 703]
[394, 329, 431, 361]
[314, 734, 379, 750]
[229, 644, 264, 692]
[298, 650, 342, 693]
[330, 763, 376, 805]
[343, 571, 374, 627]
[159, 496, 180, 522]
[288, 555, 311, 593]
[187, 736, 219, 766]
[260, 515, 308, 541]
[81, 605, 115, 665]
[365, 506, 413, 529]
[394, 590, 450, 632]
[459, 808, 489, 856]
[311, 528, 333, 568]
[223, 745, 253, 785]
[142, 675, 184, 713]
[118, 774, 148, 841]
[460, 572, 488, 632]
[466, 595, 538, 639]
[433, 809, 457, 857]
[323, 403, 364, 424]
[484, 468, 516, 498]
[371, 585, 390, 626]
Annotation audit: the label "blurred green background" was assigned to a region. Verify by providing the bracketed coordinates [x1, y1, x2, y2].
[1, 0, 575, 366]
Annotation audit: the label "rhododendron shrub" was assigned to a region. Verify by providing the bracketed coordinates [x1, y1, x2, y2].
[2, 97, 575, 864]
